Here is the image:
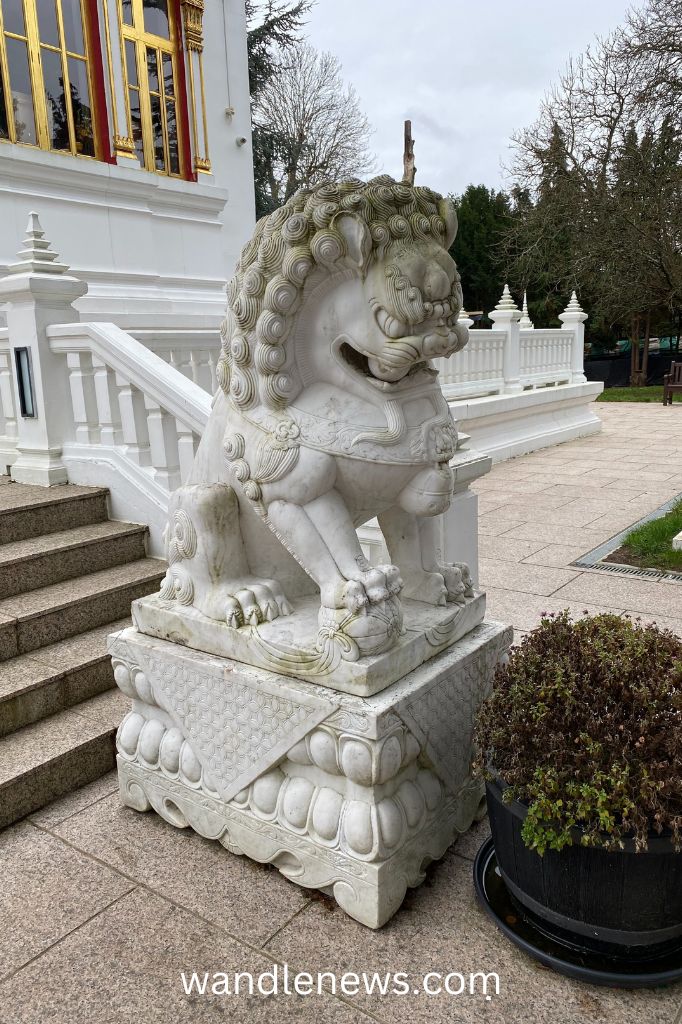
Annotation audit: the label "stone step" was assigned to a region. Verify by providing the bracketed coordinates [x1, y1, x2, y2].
[0, 558, 166, 661]
[0, 483, 109, 545]
[0, 521, 148, 599]
[0, 619, 131, 738]
[0, 688, 127, 829]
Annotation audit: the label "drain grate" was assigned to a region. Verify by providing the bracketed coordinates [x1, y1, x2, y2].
[571, 492, 682, 583]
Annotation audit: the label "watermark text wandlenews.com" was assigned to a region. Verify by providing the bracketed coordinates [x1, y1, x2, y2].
[180, 965, 500, 1000]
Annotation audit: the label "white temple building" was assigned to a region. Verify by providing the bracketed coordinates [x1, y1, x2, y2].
[0, 0, 254, 328]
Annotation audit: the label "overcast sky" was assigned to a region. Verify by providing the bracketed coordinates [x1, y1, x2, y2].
[304, 0, 635, 196]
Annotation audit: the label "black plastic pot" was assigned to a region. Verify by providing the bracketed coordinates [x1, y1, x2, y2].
[486, 778, 682, 957]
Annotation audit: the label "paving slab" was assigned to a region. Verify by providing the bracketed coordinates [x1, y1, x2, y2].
[0, 821, 133, 979]
[522, 544, 589, 568]
[265, 848, 682, 1024]
[0, 887, 371, 1024]
[478, 559, 580, 597]
[52, 792, 311, 947]
[552, 573, 682, 618]
[29, 770, 119, 827]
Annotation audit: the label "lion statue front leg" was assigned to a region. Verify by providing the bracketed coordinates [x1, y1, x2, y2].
[260, 447, 403, 615]
[379, 505, 474, 608]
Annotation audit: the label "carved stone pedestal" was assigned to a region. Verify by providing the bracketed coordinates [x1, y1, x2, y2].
[109, 619, 511, 929]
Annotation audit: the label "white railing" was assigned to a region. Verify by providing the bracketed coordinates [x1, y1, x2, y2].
[519, 329, 572, 387]
[435, 330, 506, 398]
[47, 323, 211, 551]
[131, 329, 221, 395]
[436, 327, 577, 399]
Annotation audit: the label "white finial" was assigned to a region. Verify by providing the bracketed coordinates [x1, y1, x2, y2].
[457, 305, 474, 329]
[494, 284, 520, 313]
[559, 289, 588, 324]
[9, 212, 69, 275]
[519, 290, 534, 330]
[564, 290, 584, 314]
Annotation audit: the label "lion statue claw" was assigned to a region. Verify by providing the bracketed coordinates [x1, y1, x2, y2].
[159, 175, 473, 660]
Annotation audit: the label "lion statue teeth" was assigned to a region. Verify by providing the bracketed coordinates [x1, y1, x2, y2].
[159, 175, 474, 662]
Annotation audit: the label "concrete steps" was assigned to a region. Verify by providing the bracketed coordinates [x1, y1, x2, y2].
[0, 480, 165, 828]
[0, 690, 126, 829]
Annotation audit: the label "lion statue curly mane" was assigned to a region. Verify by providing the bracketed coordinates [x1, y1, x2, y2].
[152, 175, 478, 677]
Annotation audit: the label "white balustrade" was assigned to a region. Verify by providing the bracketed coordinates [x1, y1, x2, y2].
[436, 327, 576, 399]
[519, 329, 573, 387]
[131, 329, 221, 395]
[47, 322, 211, 550]
[436, 331, 506, 398]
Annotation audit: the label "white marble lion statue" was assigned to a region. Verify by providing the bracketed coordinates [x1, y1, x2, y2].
[159, 175, 473, 659]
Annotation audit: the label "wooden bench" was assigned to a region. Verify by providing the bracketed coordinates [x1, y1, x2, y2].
[664, 362, 682, 404]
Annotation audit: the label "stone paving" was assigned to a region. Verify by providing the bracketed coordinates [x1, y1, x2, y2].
[1, 402, 682, 1024]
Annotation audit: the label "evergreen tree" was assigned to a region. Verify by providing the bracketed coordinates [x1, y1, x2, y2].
[449, 185, 511, 322]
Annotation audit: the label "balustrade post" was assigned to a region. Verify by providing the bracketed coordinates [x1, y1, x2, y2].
[489, 285, 522, 395]
[175, 419, 197, 483]
[144, 396, 181, 491]
[559, 292, 588, 384]
[92, 355, 123, 446]
[0, 214, 87, 485]
[116, 373, 151, 466]
[66, 352, 98, 444]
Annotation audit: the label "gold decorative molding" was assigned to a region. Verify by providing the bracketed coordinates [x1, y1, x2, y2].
[114, 134, 136, 156]
[194, 156, 211, 173]
[181, 0, 205, 52]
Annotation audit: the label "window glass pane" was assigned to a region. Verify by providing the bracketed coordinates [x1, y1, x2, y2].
[142, 0, 168, 39]
[67, 56, 93, 154]
[149, 90, 164, 170]
[36, 0, 60, 47]
[5, 36, 36, 143]
[0, 68, 9, 138]
[2, 0, 26, 36]
[124, 38, 137, 86]
[128, 86, 143, 162]
[61, 0, 85, 55]
[42, 45, 69, 148]
[165, 97, 178, 173]
[120, 0, 132, 26]
[146, 46, 157, 93]
[161, 51, 173, 96]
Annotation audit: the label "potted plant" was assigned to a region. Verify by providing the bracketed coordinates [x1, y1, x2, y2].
[475, 611, 682, 960]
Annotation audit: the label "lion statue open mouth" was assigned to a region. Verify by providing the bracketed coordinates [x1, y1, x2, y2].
[157, 175, 474, 664]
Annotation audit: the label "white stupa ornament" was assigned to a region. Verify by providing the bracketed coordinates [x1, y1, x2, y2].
[457, 305, 474, 328]
[519, 290, 534, 330]
[9, 212, 69, 275]
[494, 283, 520, 313]
[564, 290, 584, 314]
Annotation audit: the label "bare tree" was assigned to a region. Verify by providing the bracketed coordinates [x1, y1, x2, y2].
[502, 0, 682, 375]
[252, 43, 376, 210]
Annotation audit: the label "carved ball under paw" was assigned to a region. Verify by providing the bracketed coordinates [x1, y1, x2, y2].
[452, 561, 474, 598]
[440, 565, 466, 605]
[318, 595, 403, 658]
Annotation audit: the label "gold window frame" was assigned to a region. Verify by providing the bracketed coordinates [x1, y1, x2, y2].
[0, 0, 101, 158]
[117, 0, 184, 177]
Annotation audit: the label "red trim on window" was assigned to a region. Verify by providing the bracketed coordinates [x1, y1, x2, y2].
[171, 0, 196, 182]
[85, 0, 115, 163]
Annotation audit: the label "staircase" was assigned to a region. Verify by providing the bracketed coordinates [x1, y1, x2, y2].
[0, 478, 166, 828]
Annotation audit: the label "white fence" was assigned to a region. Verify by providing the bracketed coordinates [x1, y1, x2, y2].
[130, 329, 221, 395]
